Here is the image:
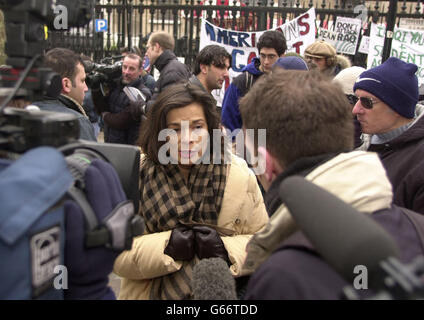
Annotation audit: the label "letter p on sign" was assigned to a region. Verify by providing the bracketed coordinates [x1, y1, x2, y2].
[95, 19, 108, 32]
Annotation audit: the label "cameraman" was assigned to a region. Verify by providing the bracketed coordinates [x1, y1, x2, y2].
[33, 48, 97, 141]
[121, 47, 156, 92]
[92, 53, 152, 145]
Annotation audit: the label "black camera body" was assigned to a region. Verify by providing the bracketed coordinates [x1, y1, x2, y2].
[0, 0, 94, 103]
[0, 107, 79, 154]
[0, 107, 141, 214]
[84, 60, 123, 90]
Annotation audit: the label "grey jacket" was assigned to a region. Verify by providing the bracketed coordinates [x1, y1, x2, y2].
[33, 95, 96, 141]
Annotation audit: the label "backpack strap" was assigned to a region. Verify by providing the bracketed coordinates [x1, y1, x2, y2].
[65, 151, 111, 248]
[245, 72, 254, 91]
[67, 186, 98, 231]
[65, 148, 144, 250]
[249, 73, 254, 90]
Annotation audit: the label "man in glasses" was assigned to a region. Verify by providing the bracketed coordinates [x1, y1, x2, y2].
[353, 57, 424, 214]
[222, 30, 287, 133]
[236, 69, 424, 299]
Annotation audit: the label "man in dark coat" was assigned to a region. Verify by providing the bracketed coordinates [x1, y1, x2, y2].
[237, 69, 424, 300]
[353, 57, 424, 214]
[33, 48, 96, 141]
[144, 31, 191, 114]
[93, 53, 152, 145]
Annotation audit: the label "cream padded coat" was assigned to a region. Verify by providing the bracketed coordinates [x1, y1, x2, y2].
[113, 154, 269, 299]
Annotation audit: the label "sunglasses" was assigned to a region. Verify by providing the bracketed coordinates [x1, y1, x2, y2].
[346, 95, 380, 109]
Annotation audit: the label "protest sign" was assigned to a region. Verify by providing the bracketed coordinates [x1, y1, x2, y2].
[399, 18, 424, 31]
[318, 17, 361, 55]
[358, 35, 370, 54]
[199, 7, 316, 105]
[368, 23, 424, 84]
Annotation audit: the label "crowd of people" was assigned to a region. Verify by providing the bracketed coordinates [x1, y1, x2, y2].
[4, 28, 424, 300]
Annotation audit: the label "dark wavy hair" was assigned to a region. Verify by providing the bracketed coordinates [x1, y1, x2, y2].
[193, 45, 232, 75]
[257, 30, 287, 56]
[44, 47, 84, 85]
[138, 82, 221, 164]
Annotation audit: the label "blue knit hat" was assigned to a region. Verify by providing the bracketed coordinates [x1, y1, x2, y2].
[272, 56, 309, 71]
[353, 57, 419, 118]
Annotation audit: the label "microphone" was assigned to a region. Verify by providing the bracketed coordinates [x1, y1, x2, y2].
[192, 258, 237, 300]
[278, 176, 400, 288]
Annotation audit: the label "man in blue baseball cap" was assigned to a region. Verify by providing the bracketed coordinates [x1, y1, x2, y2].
[353, 57, 424, 214]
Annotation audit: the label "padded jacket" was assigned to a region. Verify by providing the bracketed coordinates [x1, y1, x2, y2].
[113, 154, 268, 299]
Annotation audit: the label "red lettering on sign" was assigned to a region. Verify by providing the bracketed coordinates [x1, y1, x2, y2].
[298, 14, 310, 36]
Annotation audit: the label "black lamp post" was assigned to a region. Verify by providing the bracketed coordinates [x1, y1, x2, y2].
[381, 0, 398, 62]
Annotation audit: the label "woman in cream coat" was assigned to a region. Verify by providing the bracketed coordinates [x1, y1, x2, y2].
[113, 82, 268, 300]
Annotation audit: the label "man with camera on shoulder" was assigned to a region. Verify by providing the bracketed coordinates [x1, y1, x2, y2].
[92, 53, 152, 145]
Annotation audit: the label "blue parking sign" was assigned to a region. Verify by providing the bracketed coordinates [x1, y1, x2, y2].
[95, 19, 108, 32]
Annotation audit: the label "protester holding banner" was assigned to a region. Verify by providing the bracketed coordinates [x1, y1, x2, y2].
[221, 30, 287, 133]
[304, 40, 351, 78]
[199, 8, 316, 106]
[353, 57, 424, 214]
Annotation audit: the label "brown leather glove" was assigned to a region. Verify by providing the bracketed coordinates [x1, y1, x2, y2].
[164, 225, 195, 261]
[193, 225, 230, 264]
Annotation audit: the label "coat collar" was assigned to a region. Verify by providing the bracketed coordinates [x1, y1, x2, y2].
[242, 151, 393, 275]
[265, 153, 336, 216]
[58, 94, 87, 117]
[359, 103, 424, 150]
[154, 50, 177, 72]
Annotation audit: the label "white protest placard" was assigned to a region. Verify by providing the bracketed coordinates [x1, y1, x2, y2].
[358, 35, 370, 54]
[200, 7, 316, 105]
[318, 16, 361, 55]
[399, 18, 424, 31]
[334, 17, 362, 54]
[368, 23, 424, 84]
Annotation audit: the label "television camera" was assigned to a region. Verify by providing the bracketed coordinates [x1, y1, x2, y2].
[0, 0, 93, 105]
[84, 59, 123, 93]
[0, 0, 142, 224]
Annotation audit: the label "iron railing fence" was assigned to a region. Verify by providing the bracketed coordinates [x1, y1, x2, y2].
[47, 0, 424, 68]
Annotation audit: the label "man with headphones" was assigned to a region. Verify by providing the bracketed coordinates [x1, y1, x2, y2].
[304, 40, 351, 78]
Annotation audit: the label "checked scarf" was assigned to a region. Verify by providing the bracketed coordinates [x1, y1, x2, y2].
[139, 158, 228, 299]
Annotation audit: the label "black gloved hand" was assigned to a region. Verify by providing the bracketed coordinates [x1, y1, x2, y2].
[193, 225, 230, 264]
[164, 225, 195, 261]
